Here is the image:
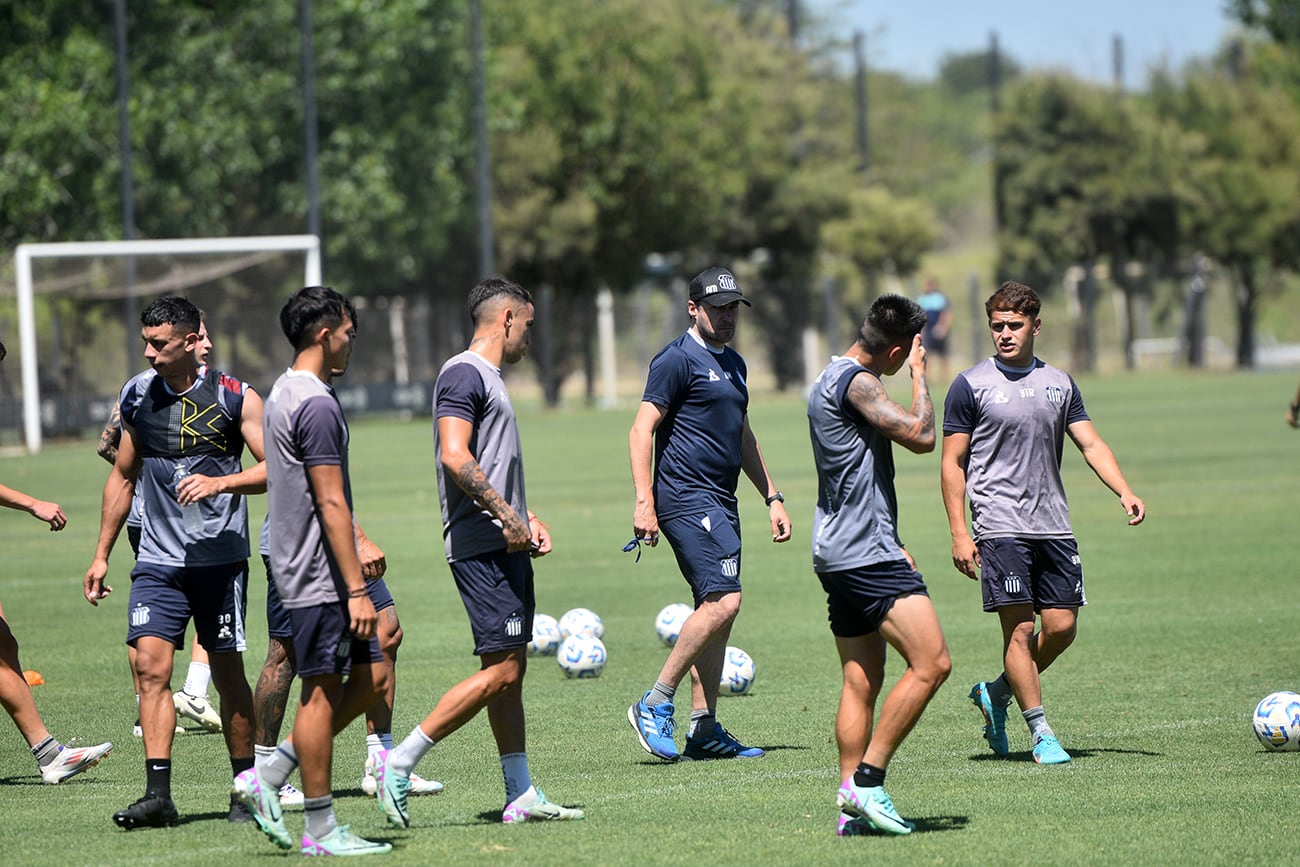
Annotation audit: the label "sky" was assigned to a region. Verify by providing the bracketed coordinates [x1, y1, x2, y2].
[812, 0, 1239, 86]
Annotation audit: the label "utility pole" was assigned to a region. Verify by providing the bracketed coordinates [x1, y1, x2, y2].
[299, 0, 322, 249]
[113, 0, 137, 382]
[853, 30, 869, 174]
[471, 0, 495, 278]
[1112, 33, 1125, 92]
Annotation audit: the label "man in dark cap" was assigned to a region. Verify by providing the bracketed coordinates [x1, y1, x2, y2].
[626, 266, 792, 762]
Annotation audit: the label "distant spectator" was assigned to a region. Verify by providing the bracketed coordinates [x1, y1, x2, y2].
[917, 278, 953, 378]
[1287, 380, 1300, 428]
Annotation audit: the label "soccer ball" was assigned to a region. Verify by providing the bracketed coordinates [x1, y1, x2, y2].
[719, 646, 755, 696]
[654, 602, 693, 647]
[558, 607, 604, 640]
[1253, 691, 1300, 751]
[557, 634, 607, 679]
[527, 613, 561, 657]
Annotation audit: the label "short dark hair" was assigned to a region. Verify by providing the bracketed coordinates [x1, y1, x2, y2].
[986, 281, 1041, 320]
[141, 296, 200, 335]
[280, 285, 358, 351]
[468, 277, 533, 325]
[856, 294, 928, 354]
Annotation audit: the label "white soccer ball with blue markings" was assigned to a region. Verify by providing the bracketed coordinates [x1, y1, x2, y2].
[719, 646, 756, 696]
[557, 634, 607, 679]
[558, 607, 604, 640]
[527, 613, 561, 657]
[654, 602, 693, 647]
[1253, 691, 1300, 751]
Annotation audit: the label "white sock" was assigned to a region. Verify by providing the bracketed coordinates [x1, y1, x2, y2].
[388, 727, 436, 776]
[500, 752, 532, 804]
[254, 743, 276, 768]
[182, 661, 211, 697]
[366, 732, 392, 763]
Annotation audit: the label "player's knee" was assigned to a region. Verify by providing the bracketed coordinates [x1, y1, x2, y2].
[380, 621, 403, 657]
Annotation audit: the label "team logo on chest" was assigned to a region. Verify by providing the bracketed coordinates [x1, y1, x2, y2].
[180, 397, 228, 451]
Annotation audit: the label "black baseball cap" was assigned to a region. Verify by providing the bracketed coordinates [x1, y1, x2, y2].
[688, 267, 751, 307]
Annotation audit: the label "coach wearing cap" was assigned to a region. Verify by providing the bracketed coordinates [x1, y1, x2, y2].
[625, 266, 792, 763]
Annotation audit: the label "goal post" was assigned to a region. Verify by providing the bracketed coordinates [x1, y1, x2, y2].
[12, 234, 321, 453]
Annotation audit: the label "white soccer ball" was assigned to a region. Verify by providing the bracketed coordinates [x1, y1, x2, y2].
[719, 646, 756, 696]
[558, 607, 604, 640]
[1253, 691, 1300, 751]
[527, 613, 561, 657]
[557, 634, 607, 679]
[654, 602, 693, 647]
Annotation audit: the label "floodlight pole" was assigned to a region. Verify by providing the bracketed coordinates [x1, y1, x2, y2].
[471, 0, 495, 278]
[299, 0, 322, 249]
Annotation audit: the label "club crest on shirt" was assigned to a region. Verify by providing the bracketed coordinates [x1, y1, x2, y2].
[1045, 385, 1065, 405]
[708, 369, 720, 382]
[993, 391, 1009, 404]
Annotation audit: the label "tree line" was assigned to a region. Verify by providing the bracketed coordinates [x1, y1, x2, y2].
[2, 1, 1298, 403]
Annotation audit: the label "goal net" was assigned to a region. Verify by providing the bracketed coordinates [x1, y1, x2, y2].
[7, 236, 321, 452]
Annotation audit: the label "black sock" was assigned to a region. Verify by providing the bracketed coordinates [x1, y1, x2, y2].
[231, 756, 254, 777]
[145, 758, 172, 799]
[853, 762, 886, 789]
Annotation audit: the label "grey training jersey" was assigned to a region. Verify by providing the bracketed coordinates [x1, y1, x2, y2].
[943, 357, 1089, 540]
[264, 369, 354, 608]
[808, 356, 905, 572]
[433, 351, 528, 562]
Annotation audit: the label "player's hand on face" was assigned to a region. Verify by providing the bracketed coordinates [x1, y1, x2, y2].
[633, 502, 659, 547]
[30, 500, 66, 531]
[1122, 494, 1146, 526]
[769, 501, 792, 543]
[176, 473, 222, 505]
[908, 334, 928, 375]
[503, 514, 534, 553]
[83, 560, 113, 606]
[357, 536, 387, 579]
[951, 537, 980, 581]
[348, 595, 379, 641]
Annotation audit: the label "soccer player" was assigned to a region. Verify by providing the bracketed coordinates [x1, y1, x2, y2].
[374, 277, 584, 828]
[234, 286, 391, 856]
[0, 338, 113, 786]
[99, 318, 221, 736]
[808, 296, 950, 836]
[84, 296, 263, 829]
[627, 266, 792, 762]
[942, 281, 1146, 764]
[251, 514, 444, 807]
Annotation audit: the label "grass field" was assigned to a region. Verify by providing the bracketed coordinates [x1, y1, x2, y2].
[1, 368, 1298, 865]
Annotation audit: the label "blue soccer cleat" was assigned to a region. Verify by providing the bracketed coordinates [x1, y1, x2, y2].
[969, 682, 1010, 756]
[627, 692, 679, 760]
[1032, 733, 1071, 765]
[682, 722, 764, 760]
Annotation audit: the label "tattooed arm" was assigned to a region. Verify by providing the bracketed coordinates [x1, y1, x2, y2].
[845, 335, 935, 454]
[97, 404, 123, 464]
[437, 415, 532, 552]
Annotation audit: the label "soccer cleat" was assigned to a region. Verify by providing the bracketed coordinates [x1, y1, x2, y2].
[837, 782, 915, 836]
[232, 767, 292, 849]
[373, 750, 411, 829]
[228, 793, 254, 823]
[301, 824, 392, 856]
[682, 722, 764, 760]
[837, 810, 878, 837]
[362, 753, 444, 797]
[1032, 733, 1071, 764]
[501, 786, 586, 823]
[279, 781, 305, 809]
[174, 690, 222, 732]
[41, 740, 112, 784]
[627, 692, 679, 760]
[112, 795, 179, 830]
[969, 682, 1010, 756]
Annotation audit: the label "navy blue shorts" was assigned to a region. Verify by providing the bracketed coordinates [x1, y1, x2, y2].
[660, 508, 743, 605]
[127, 560, 249, 653]
[978, 537, 1085, 612]
[818, 561, 929, 638]
[449, 550, 534, 656]
[286, 601, 383, 678]
[264, 555, 395, 640]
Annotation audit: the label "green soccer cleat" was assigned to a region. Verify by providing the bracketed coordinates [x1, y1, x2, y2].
[301, 824, 392, 856]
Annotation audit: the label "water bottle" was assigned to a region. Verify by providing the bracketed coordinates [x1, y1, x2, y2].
[173, 463, 204, 536]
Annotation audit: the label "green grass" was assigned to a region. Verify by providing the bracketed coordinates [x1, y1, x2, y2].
[1, 369, 1299, 865]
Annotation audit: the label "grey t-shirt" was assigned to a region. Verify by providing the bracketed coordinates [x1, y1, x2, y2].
[264, 368, 353, 608]
[433, 351, 528, 562]
[943, 357, 1090, 540]
[808, 356, 905, 572]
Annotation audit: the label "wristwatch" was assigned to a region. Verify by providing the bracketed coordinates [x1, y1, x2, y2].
[764, 491, 784, 506]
